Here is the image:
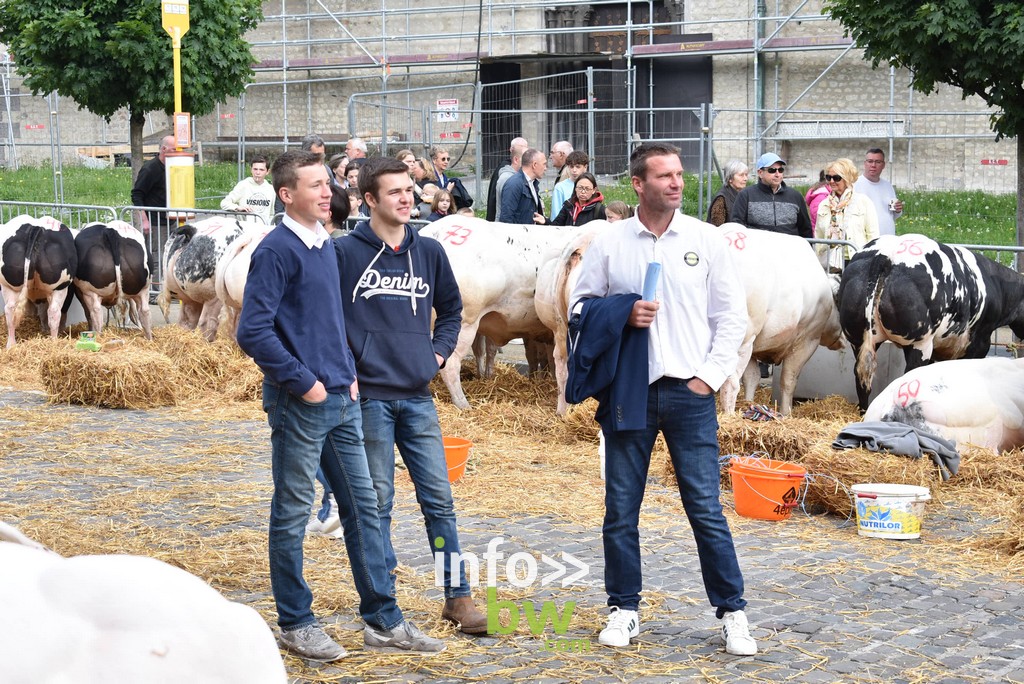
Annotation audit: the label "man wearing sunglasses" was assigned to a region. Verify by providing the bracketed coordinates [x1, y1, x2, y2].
[729, 152, 812, 239]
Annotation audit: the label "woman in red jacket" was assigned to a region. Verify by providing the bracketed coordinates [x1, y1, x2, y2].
[551, 173, 607, 226]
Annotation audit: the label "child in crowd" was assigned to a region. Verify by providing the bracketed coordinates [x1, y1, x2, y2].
[426, 189, 454, 222]
[605, 200, 632, 222]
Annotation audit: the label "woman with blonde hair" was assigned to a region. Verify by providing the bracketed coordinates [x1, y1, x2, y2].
[815, 157, 879, 272]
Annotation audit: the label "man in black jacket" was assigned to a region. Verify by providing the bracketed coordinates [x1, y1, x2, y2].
[131, 135, 175, 293]
[729, 153, 812, 239]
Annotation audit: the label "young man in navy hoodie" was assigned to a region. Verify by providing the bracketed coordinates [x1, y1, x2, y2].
[236, 150, 445, 661]
[335, 157, 487, 634]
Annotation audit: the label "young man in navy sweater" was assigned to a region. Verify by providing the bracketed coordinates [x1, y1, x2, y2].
[335, 157, 487, 634]
[237, 150, 445, 661]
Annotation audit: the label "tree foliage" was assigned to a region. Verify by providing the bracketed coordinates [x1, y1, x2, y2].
[0, 0, 262, 171]
[824, 0, 1024, 139]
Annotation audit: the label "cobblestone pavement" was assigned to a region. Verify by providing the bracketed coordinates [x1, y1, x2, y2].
[2, 386, 1023, 684]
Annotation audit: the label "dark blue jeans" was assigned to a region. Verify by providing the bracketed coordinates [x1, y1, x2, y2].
[263, 380, 403, 631]
[603, 377, 747, 618]
[361, 396, 470, 598]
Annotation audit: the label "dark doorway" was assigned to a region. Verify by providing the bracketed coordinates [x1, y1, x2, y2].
[480, 62, 522, 176]
[634, 33, 713, 169]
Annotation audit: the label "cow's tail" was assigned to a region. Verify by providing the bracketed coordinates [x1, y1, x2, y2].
[103, 228, 126, 314]
[856, 257, 892, 391]
[12, 225, 46, 326]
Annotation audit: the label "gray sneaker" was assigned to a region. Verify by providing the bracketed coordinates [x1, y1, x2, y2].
[363, 620, 446, 653]
[278, 623, 347, 662]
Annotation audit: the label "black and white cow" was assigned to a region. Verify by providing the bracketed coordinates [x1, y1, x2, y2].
[0, 215, 77, 349]
[837, 233, 1024, 410]
[159, 217, 244, 342]
[74, 220, 152, 340]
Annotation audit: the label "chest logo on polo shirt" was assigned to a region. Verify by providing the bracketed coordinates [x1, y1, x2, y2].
[683, 251, 700, 267]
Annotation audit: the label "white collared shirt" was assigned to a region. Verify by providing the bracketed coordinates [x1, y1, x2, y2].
[569, 211, 747, 390]
[280, 213, 330, 249]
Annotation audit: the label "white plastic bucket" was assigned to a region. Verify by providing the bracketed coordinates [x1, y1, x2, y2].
[851, 483, 931, 540]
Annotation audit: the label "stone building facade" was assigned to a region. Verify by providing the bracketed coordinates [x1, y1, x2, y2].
[1, 1, 1015, 193]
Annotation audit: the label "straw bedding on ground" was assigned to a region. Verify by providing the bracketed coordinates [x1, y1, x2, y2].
[2, 325, 1023, 680]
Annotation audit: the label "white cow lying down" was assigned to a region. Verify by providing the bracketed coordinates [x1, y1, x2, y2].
[0, 521, 286, 683]
[864, 357, 1024, 453]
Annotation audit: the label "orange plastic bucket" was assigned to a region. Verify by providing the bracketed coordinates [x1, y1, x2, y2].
[728, 456, 806, 521]
[443, 437, 473, 483]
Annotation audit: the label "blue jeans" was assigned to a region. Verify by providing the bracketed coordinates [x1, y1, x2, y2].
[603, 377, 746, 618]
[361, 396, 470, 598]
[263, 380, 403, 631]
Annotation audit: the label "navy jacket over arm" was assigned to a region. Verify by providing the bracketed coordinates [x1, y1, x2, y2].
[566, 294, 649, 432]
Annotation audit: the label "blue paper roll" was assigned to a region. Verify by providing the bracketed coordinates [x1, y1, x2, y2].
[642, 262, 661, 301]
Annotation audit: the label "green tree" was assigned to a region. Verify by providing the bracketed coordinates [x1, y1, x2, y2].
[824, 0, 1024, 255]
[0, 0, 262, 179]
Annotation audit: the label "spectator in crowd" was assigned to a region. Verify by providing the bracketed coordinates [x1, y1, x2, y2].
[550, 140, 573, 187]
[551, 172, 607, 226]
[326, 184, 351, 239]
[345, 137, 368, 161]
[569, 142, 757, 657]
[131, 134, 176, 287]
[605, 201, 632, 223]
[550, 150, 590, 222]
[396, 149, 417, 172]
[705, 160, 748, 226]
[804, 170, 831, 228]
[428, 146, 474, 211]
[236, 149, 445, 660]
[494, 145, 526, 222]
[426, 189, 454, 222]
[499, 148, 548, 225]
[486, 136, 529, 221]
[220, 155, 276, 225]
[815, 157, 879, 272]
[853, 147, 903, 236]
[335, 156, 487, 635]
[328, 154, 348, 187]
[729, 152, 812, 238]
[456, 207, 474, 216]
[344, 162, 361, 191]
[417, 183, 439, 219]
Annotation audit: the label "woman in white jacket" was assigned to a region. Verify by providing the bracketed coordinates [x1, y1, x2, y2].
[815, 157, 879, 272]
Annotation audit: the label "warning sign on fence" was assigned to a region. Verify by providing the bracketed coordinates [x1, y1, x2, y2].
[436, 98, 459, 122]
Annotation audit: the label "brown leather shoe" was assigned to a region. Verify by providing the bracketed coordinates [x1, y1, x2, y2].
[442, 596, 488, 635]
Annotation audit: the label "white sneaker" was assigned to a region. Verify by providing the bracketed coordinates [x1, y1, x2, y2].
[306, 495, 342, 538]
[722, 610, 758, 655]
[598, 606, 639, 647]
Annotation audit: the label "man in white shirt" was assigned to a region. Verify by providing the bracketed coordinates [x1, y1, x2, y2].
[220, 156, 276, 224]
[853, 148, 904, 236]
[569, 142, 757, 657]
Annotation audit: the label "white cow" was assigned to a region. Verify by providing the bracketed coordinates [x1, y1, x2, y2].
[0, 215, 77, 349]
[215, 223, 274, 340]
[419, 216, 586, 409]
[73, 220, 153, 340]
[159, 217, 244, 342]
[535, 222, 607, 415]
[718, 223, 844, 415]
[0, 521, 286, 683]
[864, 357, 1024, 452]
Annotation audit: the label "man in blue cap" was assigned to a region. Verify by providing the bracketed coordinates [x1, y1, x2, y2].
[728, 152, 812, 239]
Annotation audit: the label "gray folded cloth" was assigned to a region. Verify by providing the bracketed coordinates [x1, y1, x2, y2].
[832, 421, 960, 480]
